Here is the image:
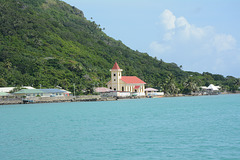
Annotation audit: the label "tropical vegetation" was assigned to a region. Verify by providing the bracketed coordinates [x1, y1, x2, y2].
[0, 0, 239, 95]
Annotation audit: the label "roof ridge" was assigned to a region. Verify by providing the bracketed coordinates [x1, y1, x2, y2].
[120, 76, 146, 84]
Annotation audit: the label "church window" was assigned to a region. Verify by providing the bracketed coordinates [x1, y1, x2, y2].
[114, 88, 116, 91]
[114, 74, 116, 76]
[110, 87, 112, 89]
[114, 79, 116, 81]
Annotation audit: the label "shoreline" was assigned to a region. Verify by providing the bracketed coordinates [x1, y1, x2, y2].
[0, 95, 144, 106]
[1, 92, 239, 106]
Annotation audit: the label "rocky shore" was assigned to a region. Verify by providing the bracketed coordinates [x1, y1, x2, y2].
[0, 95, 145, 105]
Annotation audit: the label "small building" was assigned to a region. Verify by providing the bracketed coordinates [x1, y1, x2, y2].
[0, 87, 15, 93]
[0, 92, 10, 98]
[14, 89, 69, 97]
[39, 89, 67, 97]
[100, 91, 131, 97]
[94, 87, 113, 97]
[94, 87, 131, 97]
[107, 62, 146, 95]
[0, 86, 35, 93]
[94, 87, 113, 93]
[208, 84, 221, 91]
[145, 88, 158, 95]
[60, 89, 71, 96]
[14, 89, 43, 97]
[201, 84, 221, 95]
[145, 88, 164, 96]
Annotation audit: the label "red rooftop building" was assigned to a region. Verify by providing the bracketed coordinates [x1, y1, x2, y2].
[107, 62, 146, 94]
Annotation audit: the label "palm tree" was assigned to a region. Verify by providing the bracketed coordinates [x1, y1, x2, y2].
[0, 78, 7, 87]
[4, 60, 12, 70]
[163, 73, 179, 95]
[183, 77, 199, 95]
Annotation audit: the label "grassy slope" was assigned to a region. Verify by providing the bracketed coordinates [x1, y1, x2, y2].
[0, 0, 239, 94]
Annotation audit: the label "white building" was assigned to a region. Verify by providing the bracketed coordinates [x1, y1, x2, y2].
[0, 87, 15, 93]
[145, 88, 164, 96]
[201, 84, 221, 95]
[0, 86, 35, 93]
[14, 89, 69, 97]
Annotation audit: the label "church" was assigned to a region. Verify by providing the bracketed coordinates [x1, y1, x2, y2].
[107, 62, 146, 94]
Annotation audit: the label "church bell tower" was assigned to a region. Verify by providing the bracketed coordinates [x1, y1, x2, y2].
[110, 62, 122, 91]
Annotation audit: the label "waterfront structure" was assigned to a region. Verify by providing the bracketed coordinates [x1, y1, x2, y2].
[0, 86, 35, 93]
[145, 88, 164, 96]
[94, 87, 113, 93]
[107, 62, 146, 94]
[201, 84, 221, 95]
[95, 87, 131, 97]
[0, 87, 15, 93]
[14, 89, 70, 97]
[60, 89, 71, 96]
[145, 88, 158, 94]
[0, 92, 10, 98]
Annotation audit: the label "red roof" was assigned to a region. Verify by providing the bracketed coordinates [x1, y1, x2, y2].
[134, 86, 140, 89]
[112, 62, 121, 70]
[121, 76, 146, 84]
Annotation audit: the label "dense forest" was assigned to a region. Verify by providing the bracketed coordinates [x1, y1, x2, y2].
[0, 0, 239, 95]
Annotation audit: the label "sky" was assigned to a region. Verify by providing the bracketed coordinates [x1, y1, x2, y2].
[63, 0, 240, 77]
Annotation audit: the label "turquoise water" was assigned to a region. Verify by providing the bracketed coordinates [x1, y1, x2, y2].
[1, 94, 240, 160]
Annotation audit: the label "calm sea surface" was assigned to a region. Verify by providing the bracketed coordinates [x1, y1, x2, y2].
[1, 94, 240, 160]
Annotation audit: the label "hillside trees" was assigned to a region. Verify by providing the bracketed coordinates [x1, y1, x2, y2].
[0, 0, 239, 94]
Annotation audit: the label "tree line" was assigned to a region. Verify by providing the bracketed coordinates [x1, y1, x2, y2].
[0, 0, 239, 95]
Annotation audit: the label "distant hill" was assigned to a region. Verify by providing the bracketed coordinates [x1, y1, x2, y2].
[0, 0, 239, 94]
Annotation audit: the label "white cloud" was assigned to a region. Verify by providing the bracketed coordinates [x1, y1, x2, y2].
[150, 9, 238, 76]
[160, 10, 212, 41]
[161, 9, 176, 30]
[213, 34, 236, 52]
[163, 31, 175, 41]
[156, 9, 236, 50]
[176, 16, 189, 28]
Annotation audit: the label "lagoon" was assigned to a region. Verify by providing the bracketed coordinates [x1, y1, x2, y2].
[1, 94, 240, 160]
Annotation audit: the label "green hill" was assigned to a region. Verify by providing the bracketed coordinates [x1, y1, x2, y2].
[0, 0, 239, 94]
